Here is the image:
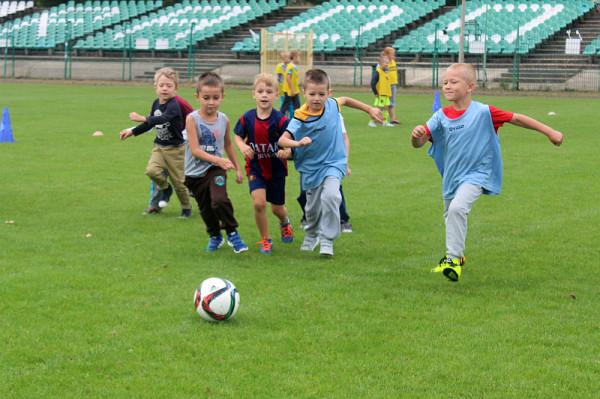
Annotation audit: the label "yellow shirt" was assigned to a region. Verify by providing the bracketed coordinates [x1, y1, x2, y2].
[294, 98, 342, 120]
[274, 62, 286, 96]
[284, 62, 300, 96]
[376, 66, 392, 97]
[388, 59, 398, 85]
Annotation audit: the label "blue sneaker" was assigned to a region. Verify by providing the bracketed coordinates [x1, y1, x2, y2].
[205, 235, 224, 252]
[227, 231, 248, 253]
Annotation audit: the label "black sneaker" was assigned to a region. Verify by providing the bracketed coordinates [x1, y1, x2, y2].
[179, 208, 192, 218]
[159, 184, 173, 205]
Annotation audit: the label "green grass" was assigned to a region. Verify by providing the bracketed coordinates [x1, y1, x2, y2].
[1, 82, 599, 398]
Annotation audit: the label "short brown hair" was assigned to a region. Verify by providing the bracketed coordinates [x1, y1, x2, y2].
[195, 71, 224, 94]
[304, 69, 330, 88]
[154, 67, 178, 88]
[253, 73, 278, 89]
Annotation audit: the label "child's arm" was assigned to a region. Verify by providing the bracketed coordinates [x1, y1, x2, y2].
[276, 147, 292, 159]
[343, 132, 351, 176]
[278, 131, 312, 148]
[370, 72, 379, 96]
[234, 134, 255, 160]
[119, 128, 134, 140]
[509, 113, 564, 146]
[286, 72, 295, 96]
[186, 114, 234, 171]
[411, 125, 429, 148]
[224, 122, 244, 184]
[337, 96, 384, 124]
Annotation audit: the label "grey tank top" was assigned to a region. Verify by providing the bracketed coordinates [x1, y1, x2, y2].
[185, 111, 229, 177]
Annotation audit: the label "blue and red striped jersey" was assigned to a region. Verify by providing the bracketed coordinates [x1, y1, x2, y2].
[234, 109, 289, 180]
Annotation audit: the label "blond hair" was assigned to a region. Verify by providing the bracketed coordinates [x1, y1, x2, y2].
[383, 46, 395, 58]
[446, 63, 476, 83]
[154, 67, 178, 88]
[253, 73, 278, 89]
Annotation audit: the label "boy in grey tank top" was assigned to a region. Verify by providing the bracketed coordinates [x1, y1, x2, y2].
[184, 72, 248, 253]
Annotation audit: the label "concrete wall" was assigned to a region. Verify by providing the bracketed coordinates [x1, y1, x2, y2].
[5, 58, 592, 92]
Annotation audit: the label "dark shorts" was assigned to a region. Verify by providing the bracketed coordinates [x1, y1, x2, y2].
[249, 174, 286, 206]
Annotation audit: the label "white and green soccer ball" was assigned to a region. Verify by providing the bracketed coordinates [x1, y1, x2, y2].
[194, 277, 240, 322]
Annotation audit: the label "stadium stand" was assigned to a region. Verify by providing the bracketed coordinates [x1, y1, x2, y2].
[393, 0, 596, 55]
[231, 0, 446, 53]
[584, 35, 600, 54]
[0, 1, 33, 19]
[75, 0, 286, 51]
[0, 1, 161, 49]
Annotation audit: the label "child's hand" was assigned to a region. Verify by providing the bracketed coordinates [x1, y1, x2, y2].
[217, 158, 235, 171]
[277, 148, 292, 159]
[129, 112, 146, 123]
[235, 170, 244, 184]
[241, 144, 255, 159]
[119, 129, 133, 140]
[412, 125, 428, 140]
[346, 165, 352, 176]
[298, 137, 312, 147]
[548, 130, 564, 146]
[369, 107, 384, 124]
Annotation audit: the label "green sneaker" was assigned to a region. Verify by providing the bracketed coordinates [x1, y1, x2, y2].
[432, 256, 465, 273]
[442, 257, 463, 282]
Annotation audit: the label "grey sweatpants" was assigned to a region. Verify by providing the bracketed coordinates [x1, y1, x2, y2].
[444, 183, 483, 259]
[304, 176, 342, 244]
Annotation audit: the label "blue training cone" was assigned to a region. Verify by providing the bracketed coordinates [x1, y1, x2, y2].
[432, 90, 442, 113]
[0, 107, 15, 143]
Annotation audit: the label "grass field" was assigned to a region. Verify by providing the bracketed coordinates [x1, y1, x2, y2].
[1, 81, 599, 398]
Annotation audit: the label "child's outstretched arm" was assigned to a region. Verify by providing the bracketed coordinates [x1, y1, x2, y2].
[411, 125, 429, 148]
[509, 114, 564, 146]
[337, 97, 384, 124]
[278, 131, 312, 148]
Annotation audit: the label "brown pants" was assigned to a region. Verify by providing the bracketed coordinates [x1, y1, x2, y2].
[185, 166, 238, 237]
[145, 144, 191, 210]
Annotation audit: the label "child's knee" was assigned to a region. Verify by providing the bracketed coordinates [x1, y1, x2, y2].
[211, 194, 230, 210]
[145, 165, 163, 180]
[322, 188, 342, 207]
[447, 201, 469, 218]
[253, 200, 267, 213]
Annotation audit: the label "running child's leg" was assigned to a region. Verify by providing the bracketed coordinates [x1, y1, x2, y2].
[444, 183, 483, 259]
[207, 168, 238, 234]
[185, 175, 220, 237]
[318, 176, 342, 243]
[251, 188, 269, 239]
[145, 145, 169, 189]
[162, 145, 192, 210]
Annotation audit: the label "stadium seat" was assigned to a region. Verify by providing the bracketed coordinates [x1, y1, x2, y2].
[232, 0, 447, 53]
[1, 1, 162, 49]
[393, 0, 596, 55]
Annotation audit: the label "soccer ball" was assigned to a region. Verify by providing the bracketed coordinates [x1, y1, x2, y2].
[194, 277, 240, 322]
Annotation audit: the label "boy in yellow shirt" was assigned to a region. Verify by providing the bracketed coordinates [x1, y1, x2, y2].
[369, 53, 393, 127]
[280, 50, 300, 119]
[383, 47, 399, 124]
[274, 51, 289, 110]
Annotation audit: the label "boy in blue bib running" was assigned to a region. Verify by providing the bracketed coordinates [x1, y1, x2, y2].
[411, 63, 564, 282]
[278, 69, 383, 257]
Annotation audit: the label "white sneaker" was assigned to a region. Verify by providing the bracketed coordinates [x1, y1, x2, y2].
[384, 122, 394, 127]
[319, 240, 334, 257]
[368, 121, 377, 127]
[300, 235, 319, 251]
